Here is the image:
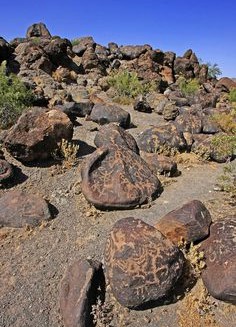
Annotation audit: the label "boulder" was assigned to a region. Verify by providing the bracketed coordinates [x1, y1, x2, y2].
[89, 103, 130, 128]
[216, 77, 236, 91]
[175, 109, 203, 134]
[0, 159, 13, 182]
[140, 152, 178, 176]
[104, 217, 184, 308]
[94, 123, 139, 153]
[72, 36, 95, 56]
[200, 219, 236, 303]
[0, 190, 51, 227]
[60, 259, 104, 327]
[163, 102, 179, 121]
[155, 200, 212, 245]
[3, 107, 73, 162]
[133, 97, 152, 113]
[119, 45, 151, 60]
[81, 145, 162, 209]
[174, 57, 195, 79]
[137, 123, 187, 153]
[55, 100, 94, 121]
[26, 23, 51, 38]
[0, 37, 13, 62]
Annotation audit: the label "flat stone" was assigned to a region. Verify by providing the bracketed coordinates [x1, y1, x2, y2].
[200, 219, 236, 303]
[81, 145, 162, 209]
[155, 200, 212, 245]
[0, 189, 52, 228]
[59, 259, 104, 327]
[104, 217, 184, 308]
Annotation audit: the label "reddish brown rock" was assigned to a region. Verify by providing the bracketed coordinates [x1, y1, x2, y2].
[133, 97, 152, 113]
[94, 123, 139, 153]
[104, 217, 184, 308]
[89, 103, 130, 128]
[137, 123, 187, 153]
[140, 152, 177, 176]
[81, 146, 162, 210]
[0, 189, 51, 227]
[155, 200, 212, 245]
[216, 77, 236, 91]
[175, 109, 202, 134]
[200, 219, 236, 303]
[3, 107, 73, 162]
[59, 259, 104, 327]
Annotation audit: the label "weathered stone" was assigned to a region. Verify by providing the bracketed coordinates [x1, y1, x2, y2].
[3, 107, 73, 162]
[94, 123, 139, 153]
[175, 110, 202, 134]
[104, 217, 184, 308]
[133, 97, 152, 113]
[55, 100, 94, 121]
[0, 190, 51, 227]
[60, 259, 104, 327]
[174, 57, 195, 79]
[89, 103, 130, 128]
[26, 23, 51, 38]
[140, 152, 178, 176]
[0, 37, 13, 62]
[200, 219, 236, 303]
[119, 45, 151, 60]
[155, 200, 212, 245]
[216, 77, 236, 91]
[137, 124, 187, 153]
[163, 102, 179, 120]
[0, 159, 13, 182]
[72, 36, 95, 56]
[81, 146, 162, 209]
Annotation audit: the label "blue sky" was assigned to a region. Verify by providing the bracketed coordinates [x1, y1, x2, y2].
[1, 0, 236, 77]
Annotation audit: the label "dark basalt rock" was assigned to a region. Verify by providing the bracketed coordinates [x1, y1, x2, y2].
[163, 102, 179, 121]
[60, 259, 105, 327]
[119, 45, 151, 60]
[81, 145, 162, 210]
[0, 159, 13, 182]
[55, 100, 94, 121]
[104, 217, 184, 308]
[3, 107, 73, 162]
[140, 152, 178, 176]
[137, 123, 187, 153]
[174, 110, 203, 134]
[155, 200, 212, 245]
[0, 189, 52, 227]
[94, 123, 139, 154]
[133, 97, 152, 113]
[200, 219, 236, 303]
[89, 103, 131, 128]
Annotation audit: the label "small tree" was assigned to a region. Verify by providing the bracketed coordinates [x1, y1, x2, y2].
[206, 62, 222, 79]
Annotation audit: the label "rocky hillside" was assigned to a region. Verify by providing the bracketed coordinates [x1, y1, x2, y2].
[0, 23, 235, 327]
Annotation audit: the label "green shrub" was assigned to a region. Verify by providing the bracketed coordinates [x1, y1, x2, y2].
[211, 110, 236, 134]
[0, 61, 34, 129]
[216, 162, 236, 195]
[206, 62, 222, 79]
[229, 88, 236, 103]
[71, 39, 80, 46]
[211, 134, 236, 159]
[108, 70, 155, 101]
[178, 77, 200, 96]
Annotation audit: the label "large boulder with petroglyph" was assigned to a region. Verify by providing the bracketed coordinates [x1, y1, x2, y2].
[200, 219, 236, 303]
[81, 145, 161, 210]
[137, 123, 187, 153]
[104, 217, 184, 308]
